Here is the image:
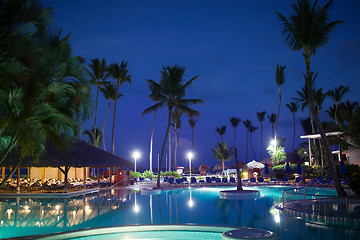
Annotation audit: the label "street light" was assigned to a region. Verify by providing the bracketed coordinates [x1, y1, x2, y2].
[133, 150, 141, 172]
[187, 151, 194, 178]
[270, 138, 277, 150]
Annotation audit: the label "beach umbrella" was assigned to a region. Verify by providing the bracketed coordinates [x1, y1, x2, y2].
[264, 163, 270, 175]
[339, 160, 347, 175]
[244, 160, 265, 169]
[285, 162, 291, 173]
[296, 162, 302, 174]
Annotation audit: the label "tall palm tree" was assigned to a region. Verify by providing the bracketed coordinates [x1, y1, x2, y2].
[286, 102, 300, 151]
[275, 64, 286, 140]
[276, 0, 345, 196]
[327, 85, 349, 124]
[249, 125, 258, 160]
[188, 117, 197, 151]
[338, 100, 359, 122]
[211, 142, 233, 175]
[106, 61, 131, 154]
[145, 80, 162, 172]
[142, 65, 203, 188]
[314, 87, 327, 117]
[256, 111, 266, 160]
[85, 58, 109, 146]
[267, 114, 277, 137]
[243, 120, 251, 163]
[215, 125, 226, 141]
[230, 117, 241, 166]
[172, 109, 182, 170]
[100, 82, 122, 151]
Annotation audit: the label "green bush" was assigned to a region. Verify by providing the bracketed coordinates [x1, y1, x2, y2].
[142, 170, 155, 179]
[160, 171, 182, 178]
[349, 171, 360, 196]
[131, 171, 141, 179]
[271, 163, 297, 180]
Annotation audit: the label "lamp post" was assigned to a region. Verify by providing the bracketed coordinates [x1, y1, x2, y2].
[187, 152, 193, 178]
[133, 150, 141, 172]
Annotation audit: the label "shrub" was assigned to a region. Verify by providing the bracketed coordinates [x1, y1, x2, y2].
[142, 170, 155, 179]
[271, 163, 297, 180]
[131, 171, 141, 179]
[349, 171, 360, 196]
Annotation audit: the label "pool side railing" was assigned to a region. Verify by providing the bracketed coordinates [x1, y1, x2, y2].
[281, 187, 360, 220]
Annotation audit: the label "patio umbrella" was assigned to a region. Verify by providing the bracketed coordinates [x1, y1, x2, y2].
[296, 162, 302, 175]
[244, 160, 265, 169]
[339, 160, 347, 175]
[285, 162, 291, 173]
[264, 163, 270, 175]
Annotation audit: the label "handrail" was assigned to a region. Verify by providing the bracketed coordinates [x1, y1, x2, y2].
[107, 178, 126, 190]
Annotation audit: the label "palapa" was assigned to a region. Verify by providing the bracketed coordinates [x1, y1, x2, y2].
[244, 160, 265, 170]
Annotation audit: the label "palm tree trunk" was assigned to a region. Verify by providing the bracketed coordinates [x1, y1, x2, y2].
[304, 52, 346, 196]
[191, 127, 194, 151]
[149, 109, 157, 173]
[245, 131, 249, 163]
[93, 86, 100, 146]
[250, 133, 257, 160]
[260, 122, 263, 160]
[222, 160, 225, 175]
[234, 148, 243, 191]
[168, 127, 171, 171]
[232, 128, 237, 166]
[156, 107, 173, 188]
[111, 87, 119, 154]
[102, 100, 111, 151]
[174, 126, 178, 170]
[0, 158, 23, 189]
[275, 87, 281, 139]
[292, 113, 296, 151]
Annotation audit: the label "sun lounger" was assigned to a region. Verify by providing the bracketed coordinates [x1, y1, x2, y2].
[257, 177, 264, 183]
[168, 177, 175, 184]
[229, 177, 235, 183]
[222, 178, 228, 183]
[190, 177, 196, 184]
[206, 177, 212, 184]
[250, 177, 256, 183]
[163, 176, 169, 182]
[215, 178, 221, 183]
[282, 176, 289, 184]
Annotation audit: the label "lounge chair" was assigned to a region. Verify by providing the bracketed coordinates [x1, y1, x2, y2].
[294, 177, 301, 183]
[250, 177, 256, 183]
[229, 177, 235, 183]
[282, 176, 289, 183]
[168, 177, 175, 184]
[163, 176, 169, 182]
[257, 177, 264, 183]
[190, 177, 196, 184]
[206, 177, 212, 184]
[139, 177, 145, 182]
[211, 176, 217, 182]
[342, 177, 349, 186]
[215, 178, 221, 183]
[222, 178, 228, 183]
[176, 178, 183, 184]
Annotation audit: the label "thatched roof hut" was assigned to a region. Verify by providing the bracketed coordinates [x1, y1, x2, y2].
[231, 161, 245, 169]
[213, 162, 229, 172]
[1, 140, 133, 168]
[198, 164, 211, 171]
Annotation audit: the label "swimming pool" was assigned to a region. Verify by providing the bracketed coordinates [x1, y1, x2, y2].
[0, 186, 358, 239]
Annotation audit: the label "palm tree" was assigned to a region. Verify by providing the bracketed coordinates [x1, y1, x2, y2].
[327, 85, 349, 124]
[83, 127, 103, 148]
[142, 65, 203, 188]
[106, 61, 131, 154]
[145, 80, 162, 172]
[230, 117, 241, 166]
[275, 64, 286, 140]
[172, 109, 182, 170]
[215, 125, 226, 141]
[276, 0, 345, 196]
[100, 82, 122, 151]
[326, 104, 336, 125]
[267, 114, 277, 137]
[188, 117, 197, 151]
[286, 102, 300, 151]
[211, 142, 233, 175]
[338, 100, 359, 122]
[256, 111, 266, 160]
[85, 58, 109, 146]
[243, 120, 251, 163]
[249, 125, 258, 160]
[314, 87, 327, 117]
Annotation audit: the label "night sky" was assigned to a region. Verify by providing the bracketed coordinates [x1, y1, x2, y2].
[43, 0, 360, 170]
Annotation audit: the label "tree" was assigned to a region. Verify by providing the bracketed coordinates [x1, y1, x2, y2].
[0, 0, 92, 188]
[327, 85, 349, 124]
[211, 142, 233, 175]
[106, 61, 131, 154]
[145, 80, 162, 172]
[142, 65, 203, 188]
[314, 87, 327, 117]
[286, 102, 300, 151]
[230, 117, 241, 148]
[249, 125, 258, 160]
[243, 120, 251, 163]
[188, 117, 197, 151]
[215, 125, 226, 141]
[275, 64, 286, 140]
[256, 111, 266, 160]
[83, 127, 103, 148]
[172, 109, 182, 170]
[266, 145, 286, 166]
[267, 113, 277, 137]
[100, 82, 122, 151]
[85, 58, 109, 146]
[276, 0, 345, 196]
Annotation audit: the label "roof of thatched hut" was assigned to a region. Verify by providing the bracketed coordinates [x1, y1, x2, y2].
[260, 152, 303, 166]
[231, 161, 245, 169]
[213, 162, 229, 171]
[198, 164, 211, 171]
[1, 140, 133, 168]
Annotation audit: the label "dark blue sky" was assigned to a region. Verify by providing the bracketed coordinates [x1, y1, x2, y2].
[43, 0, 360, 169]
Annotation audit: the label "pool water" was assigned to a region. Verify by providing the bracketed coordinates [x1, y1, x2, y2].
[0, 186, 358, 240]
